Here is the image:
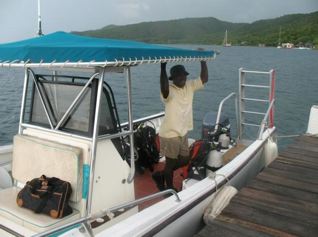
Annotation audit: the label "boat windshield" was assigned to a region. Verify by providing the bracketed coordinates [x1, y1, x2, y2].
[24, 74, 119, 137]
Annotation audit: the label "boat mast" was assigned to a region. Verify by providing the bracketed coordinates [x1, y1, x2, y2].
[277, 26, 281, 47]
[37, 0, 43, 36]
[224, 30, 228, 45]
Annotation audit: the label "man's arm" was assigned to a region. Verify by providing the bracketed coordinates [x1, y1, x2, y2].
[200, 61, 208, 84]
[160, 62, 169, 98]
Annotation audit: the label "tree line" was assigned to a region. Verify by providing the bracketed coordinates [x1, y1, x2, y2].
[74, 11, 318, 48]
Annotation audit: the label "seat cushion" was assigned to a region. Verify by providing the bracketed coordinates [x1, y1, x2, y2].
[0, 187, 80, 232]
[12, 135, 83, 202]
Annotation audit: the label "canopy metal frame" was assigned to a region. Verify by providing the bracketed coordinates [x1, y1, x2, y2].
[0, 56, 215, 69]
[17, 64, 137, 218]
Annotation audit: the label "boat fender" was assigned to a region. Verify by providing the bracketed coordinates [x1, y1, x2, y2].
[264, 137, 278, 167]
[203, 185, 238, 224]
[0, 166, 12, 189]
[206, 149, 223, 175]
[307, 105, 318, 135]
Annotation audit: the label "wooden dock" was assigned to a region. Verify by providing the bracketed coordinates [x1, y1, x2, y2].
[194, 135, 318, 237]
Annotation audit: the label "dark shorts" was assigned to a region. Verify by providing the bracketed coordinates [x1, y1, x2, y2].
[159, 134, 189, 159]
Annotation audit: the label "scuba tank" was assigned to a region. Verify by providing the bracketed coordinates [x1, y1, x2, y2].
[206, 146, 223, 175]
[218, 133, 230, 149]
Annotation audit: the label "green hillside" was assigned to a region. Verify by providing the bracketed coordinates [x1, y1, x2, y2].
[74, 11, 318, 47]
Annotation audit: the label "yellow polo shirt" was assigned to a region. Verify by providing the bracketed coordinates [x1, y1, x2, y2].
[159, 78, 204, 138]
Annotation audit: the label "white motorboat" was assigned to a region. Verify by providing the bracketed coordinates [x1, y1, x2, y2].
[0, 32, 277, 237]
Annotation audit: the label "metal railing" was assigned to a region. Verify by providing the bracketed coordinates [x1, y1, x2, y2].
[31, 189, 180, 237]
[258, 99, 275, 139]
[214, 92, 238, 135]
[238, 68, 276, 139]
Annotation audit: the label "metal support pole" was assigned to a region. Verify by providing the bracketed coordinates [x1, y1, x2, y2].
[86, 69, 105, 215]
[269, 69, 275, 128]
[18, 68, 30, 134]
[55, 73, 99, 130]
[238, 67, 244, 139]
[28, 69, 54, 129]
[126, 67, 135, 183]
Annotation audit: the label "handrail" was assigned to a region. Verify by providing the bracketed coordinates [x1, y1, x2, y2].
[258, 99, 275, 140]
[240, 70, 272, 75]
[31, 217, 88, 237]
[214, 92, 237, 133]
[91, 189, 181, 220]
[0, 224, 24, 237]
[120, 111, 165, 128]
[31, 189, 180, 237]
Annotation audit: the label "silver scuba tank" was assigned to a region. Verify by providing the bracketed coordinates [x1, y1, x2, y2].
[218, 133, 230, 149]
[206, 148, 223, 175]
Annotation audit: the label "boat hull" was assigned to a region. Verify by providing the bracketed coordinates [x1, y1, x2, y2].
[94, 128, 276, 237]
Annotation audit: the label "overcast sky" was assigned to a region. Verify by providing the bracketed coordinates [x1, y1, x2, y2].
[1, 0, 318, 43]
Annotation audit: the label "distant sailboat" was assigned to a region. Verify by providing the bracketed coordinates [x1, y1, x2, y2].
[223, 29, 232, 47]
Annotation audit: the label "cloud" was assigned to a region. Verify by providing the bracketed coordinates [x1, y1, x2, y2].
[0, 0, 317, 43]
[115, 1, 151, 22]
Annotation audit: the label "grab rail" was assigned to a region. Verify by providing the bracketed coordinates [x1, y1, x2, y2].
[91, 189, 181, 219]
[214, 92, 238, 135]
[258, 99, 275, 140]
[32, 189, 180, 237]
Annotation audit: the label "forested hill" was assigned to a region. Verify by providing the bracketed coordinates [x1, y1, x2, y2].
[74, 11, 318, 47]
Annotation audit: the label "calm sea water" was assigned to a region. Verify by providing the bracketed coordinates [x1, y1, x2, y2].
[0, 46, 317, 149]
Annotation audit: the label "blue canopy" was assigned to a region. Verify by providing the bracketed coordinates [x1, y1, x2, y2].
[0, 32, 215, 66]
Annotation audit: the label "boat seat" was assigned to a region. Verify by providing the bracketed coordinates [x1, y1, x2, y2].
[0, 187, 80, 232]
[0, 134, 83, 233]
[12, 134, 83, 202]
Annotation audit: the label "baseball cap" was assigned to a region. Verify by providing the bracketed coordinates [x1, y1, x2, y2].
[169, 65, 189, 80]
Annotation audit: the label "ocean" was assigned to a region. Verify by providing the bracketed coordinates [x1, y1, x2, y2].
[0, 45, 317, 149]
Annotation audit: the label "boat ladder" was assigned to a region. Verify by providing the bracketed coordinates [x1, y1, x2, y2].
[238, 68, 276, 140]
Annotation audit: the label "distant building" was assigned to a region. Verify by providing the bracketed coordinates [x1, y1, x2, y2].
[282, 43, 294, 49]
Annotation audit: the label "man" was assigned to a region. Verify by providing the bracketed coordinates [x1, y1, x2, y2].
[152, 61, 208, 191]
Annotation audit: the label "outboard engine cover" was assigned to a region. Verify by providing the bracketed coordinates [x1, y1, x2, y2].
[202, 111, 230, 142]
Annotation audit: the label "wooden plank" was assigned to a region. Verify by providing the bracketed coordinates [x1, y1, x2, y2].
[223, 143, 246, 164]
[263, 166, 318, 185]
[274, 157, 318, 171]
[295, 135, 318, 145]
[234, 188, 318, 223]
[279, 149, 318, 164]
[276, 156, 318, 170]
[288, 142, 318, 153]
[268, 161, 318, 182]
[256, 171, 318, 193]
[195, 218, 273, 237]
[220, 201, 318, 236]
[248, 178, 318, 203]
[210, 215, 298, 237]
